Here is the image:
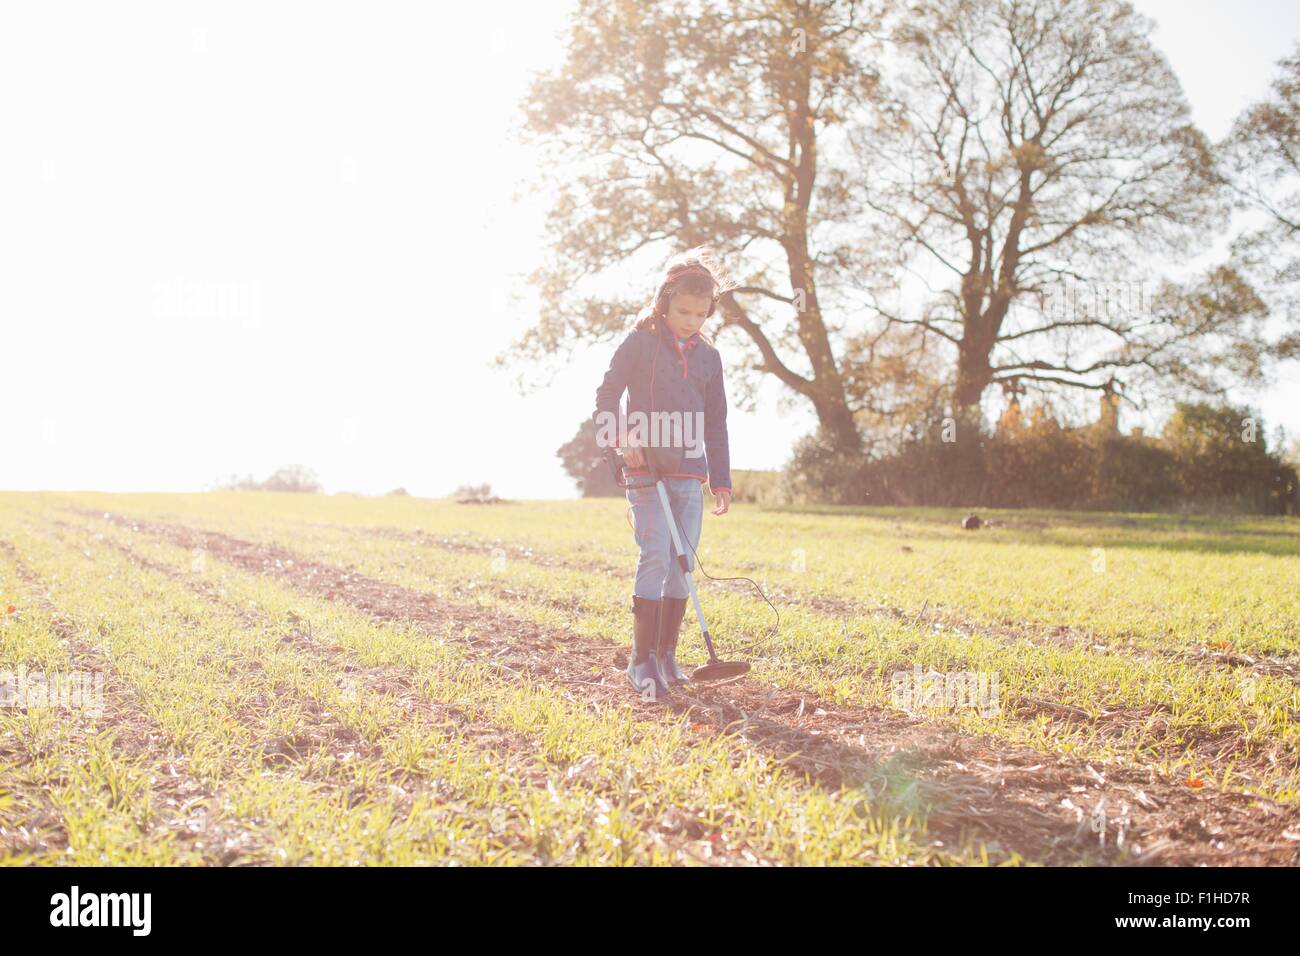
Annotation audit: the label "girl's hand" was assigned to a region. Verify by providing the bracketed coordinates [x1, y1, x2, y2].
[712, 489, 731, 515]
[622, 446, 645, 468]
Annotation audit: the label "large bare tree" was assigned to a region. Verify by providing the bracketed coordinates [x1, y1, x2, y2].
[503, 0, 881, 454]
[1222, 42, 1300, 357]
[855, 0, 1274, 413]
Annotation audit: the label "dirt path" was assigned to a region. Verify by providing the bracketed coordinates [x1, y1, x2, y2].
[76, 508, 1300, 866]
[0, 538, 256, 863]
[57, 521, 779, 864]
[7, 526, 571, 865]
[51, 520, 533, 761]
[281, 518, 1300, 790]
[320, 521, 1300, 682]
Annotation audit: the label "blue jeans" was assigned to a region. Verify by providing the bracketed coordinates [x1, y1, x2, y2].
[627, 477, 704, 600]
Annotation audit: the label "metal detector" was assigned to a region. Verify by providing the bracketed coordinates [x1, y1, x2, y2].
[634, 445, 751, 683]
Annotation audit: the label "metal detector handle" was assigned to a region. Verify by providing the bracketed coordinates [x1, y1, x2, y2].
[607, 446, 643, 490]
[606, 448, 627, 489]
[653, 478, 721, 663]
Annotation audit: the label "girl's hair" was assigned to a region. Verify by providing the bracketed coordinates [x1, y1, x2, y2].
[632, 246, 735, 345]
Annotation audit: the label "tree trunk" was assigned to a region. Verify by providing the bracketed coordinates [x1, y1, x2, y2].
[954, 341, 994, 408]
[812, 390, 863, 455]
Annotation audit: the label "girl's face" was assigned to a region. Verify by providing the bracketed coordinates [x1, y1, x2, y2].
[663, 291, 712, 339]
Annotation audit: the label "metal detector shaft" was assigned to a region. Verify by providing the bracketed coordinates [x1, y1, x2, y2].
[653, 478, 722, 662]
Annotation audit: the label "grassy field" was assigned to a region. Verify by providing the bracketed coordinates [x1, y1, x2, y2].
[1, 490, 1297, 866]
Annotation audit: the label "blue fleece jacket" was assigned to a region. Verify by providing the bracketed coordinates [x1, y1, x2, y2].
[592, 324, 732, 493]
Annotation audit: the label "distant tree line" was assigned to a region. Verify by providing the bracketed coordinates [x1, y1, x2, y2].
[786, 401, 1298, 513]
[213, 466, 422, 496]
[215, 464, 323, 494]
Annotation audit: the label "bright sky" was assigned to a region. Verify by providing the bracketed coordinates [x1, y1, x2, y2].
[2, 1, 1297, 498]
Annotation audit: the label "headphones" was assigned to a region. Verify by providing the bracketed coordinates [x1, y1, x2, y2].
[652, 264, 720, 323]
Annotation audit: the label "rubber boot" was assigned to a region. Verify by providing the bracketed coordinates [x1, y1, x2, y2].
[627, 596, 671, 700]
[657, 595, 691, 685]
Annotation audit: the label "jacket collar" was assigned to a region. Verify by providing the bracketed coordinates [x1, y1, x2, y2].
[658, 324, 700, 350]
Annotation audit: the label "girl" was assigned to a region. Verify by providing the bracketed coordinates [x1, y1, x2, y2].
[592, 249, 734, 699]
